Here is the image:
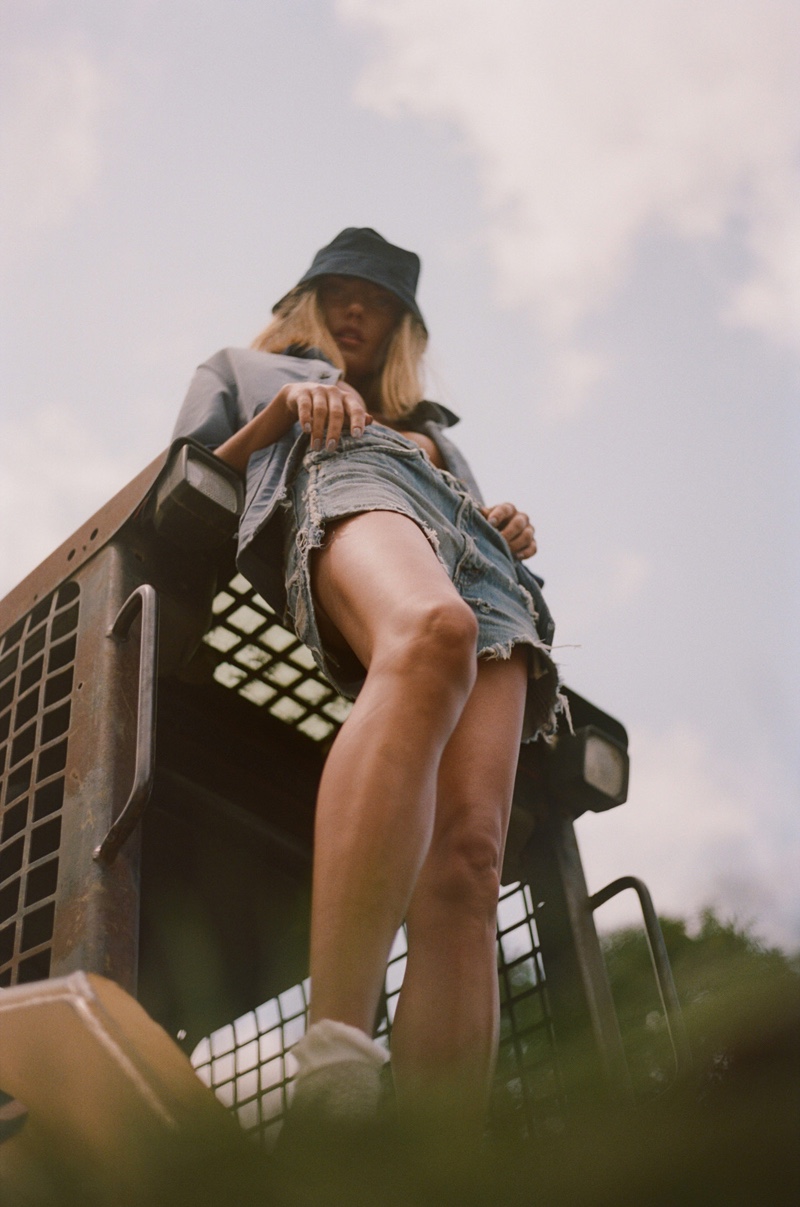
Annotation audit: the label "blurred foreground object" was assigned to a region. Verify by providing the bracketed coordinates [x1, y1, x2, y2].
[0, 970, 244, 1203]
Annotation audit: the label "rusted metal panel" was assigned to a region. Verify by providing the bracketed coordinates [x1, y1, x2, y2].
[48, 544, 147, 994]
[0, 452, 168, 638]
[2, 445, 231, 997]
[1, 581, 83, 987]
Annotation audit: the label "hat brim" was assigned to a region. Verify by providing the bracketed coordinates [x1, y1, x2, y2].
[273, 268, 426, 332]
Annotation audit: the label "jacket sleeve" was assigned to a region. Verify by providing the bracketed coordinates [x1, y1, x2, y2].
[171, 358, 241, 451]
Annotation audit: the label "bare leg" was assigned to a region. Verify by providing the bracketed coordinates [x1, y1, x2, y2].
[307, 511, 480, 1034]
[390, 648, 529, 1133]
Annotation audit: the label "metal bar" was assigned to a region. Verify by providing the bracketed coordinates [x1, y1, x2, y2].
[522, 813, 634, 1105]
[48, 547, 144, 991]
[93, 585, 160, 866]
[590, 875, 693, 1078]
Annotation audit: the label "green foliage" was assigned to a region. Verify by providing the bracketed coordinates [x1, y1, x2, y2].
[601, 908, 799, 1099]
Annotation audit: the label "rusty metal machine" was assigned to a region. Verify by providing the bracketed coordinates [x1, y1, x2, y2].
[0, 440, 689, 1151]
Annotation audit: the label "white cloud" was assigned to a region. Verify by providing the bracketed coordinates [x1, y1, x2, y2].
[0, 41, 108, 251]
[577, 724, 800, 951]
[725, 190, 800, 348]
[339, 0, 800, 405]
[0, 408, 138, 600]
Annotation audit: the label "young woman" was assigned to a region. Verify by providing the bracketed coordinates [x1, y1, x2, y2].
[173, 228, 560, 1137]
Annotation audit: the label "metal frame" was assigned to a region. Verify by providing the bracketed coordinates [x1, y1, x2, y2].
[1, 442, 687, 1141]
[516, 804, 634, 1107]
[590, 876, 692, 1079]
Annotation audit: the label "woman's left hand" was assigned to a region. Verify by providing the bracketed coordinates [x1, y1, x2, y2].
[481, 503, 537, 559]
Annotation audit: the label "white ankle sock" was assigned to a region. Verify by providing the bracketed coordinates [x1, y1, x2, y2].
[292, 1019, 389, 1081]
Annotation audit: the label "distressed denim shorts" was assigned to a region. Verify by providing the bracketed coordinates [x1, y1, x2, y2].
[282, 424, 561, 740]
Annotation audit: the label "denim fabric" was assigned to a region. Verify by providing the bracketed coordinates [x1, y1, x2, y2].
[283, 425, 561, 741]
[172, 346, 495, 621]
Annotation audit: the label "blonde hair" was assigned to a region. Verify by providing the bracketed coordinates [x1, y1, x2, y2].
[251, 286, 428, 419]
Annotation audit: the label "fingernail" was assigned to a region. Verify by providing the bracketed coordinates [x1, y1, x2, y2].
[326, 438, 337, 450]
[351, 426, 362, 438]
[489, 516, 500, 527]
[303, 422, 312, 434]
[312, 438, 322, 451]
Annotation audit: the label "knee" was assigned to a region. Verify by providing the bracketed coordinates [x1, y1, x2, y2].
[393, 596, 478, 685]
[423, 821, 503, 924]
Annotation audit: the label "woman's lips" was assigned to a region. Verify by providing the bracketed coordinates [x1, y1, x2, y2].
[336, 329, 363, 348]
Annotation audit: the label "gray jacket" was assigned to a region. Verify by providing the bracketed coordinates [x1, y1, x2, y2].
[172, 346, 553, 643]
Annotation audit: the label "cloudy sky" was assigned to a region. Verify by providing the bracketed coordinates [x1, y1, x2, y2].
[2, 0, 798, 948]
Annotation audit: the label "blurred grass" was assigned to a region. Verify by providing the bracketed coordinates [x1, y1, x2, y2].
[601, 909, 799, 1100]
[3, 913, 798, 1206]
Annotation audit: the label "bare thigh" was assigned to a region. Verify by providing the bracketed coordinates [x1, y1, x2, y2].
[310, 509, 465, 670]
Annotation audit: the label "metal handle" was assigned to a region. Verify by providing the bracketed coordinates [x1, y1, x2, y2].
[93, 584, 160, 866]
[590, 875, 693, 1079]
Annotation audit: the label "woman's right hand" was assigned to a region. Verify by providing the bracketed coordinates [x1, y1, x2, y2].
[213, 380, 372, 474]
[277, 381, 373, 451]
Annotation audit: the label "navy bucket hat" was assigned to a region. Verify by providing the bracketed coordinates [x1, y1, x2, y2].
[274, 227, 426, 331]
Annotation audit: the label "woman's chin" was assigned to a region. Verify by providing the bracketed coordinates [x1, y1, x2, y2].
[342, 366, 375, 396]
[340, 351, 368, 378]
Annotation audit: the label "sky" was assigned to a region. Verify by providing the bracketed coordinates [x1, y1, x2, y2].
[2, 0, 798, 950]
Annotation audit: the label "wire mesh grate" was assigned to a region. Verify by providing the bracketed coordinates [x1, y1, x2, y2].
[494, 881, 564, 1139]
[0, 582, 80, 987]
[191, 979, 311, 1143]
[191, 882, 561, 1145]
[202, 574, 352, 744]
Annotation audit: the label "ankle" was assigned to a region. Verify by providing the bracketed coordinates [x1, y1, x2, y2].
[292, 1018, 389, 1082]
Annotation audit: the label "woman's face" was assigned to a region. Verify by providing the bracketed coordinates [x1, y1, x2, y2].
[317, 275, 402, 385]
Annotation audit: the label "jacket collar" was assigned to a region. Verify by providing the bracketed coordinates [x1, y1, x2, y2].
[398, 399, 460, 428]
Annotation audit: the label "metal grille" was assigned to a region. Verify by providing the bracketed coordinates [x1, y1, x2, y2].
[0, 583, 80, 987]
[494, 881, 563, 1139]
[191, 979, 310, 1143]
[202, 574, 352, 744]
[191, 882, 560, 1145]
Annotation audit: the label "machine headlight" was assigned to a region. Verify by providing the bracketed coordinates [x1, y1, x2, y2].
[547, 724, 629, 816]
[153, 443, 244, 549]
[583, 732, 628, 800]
